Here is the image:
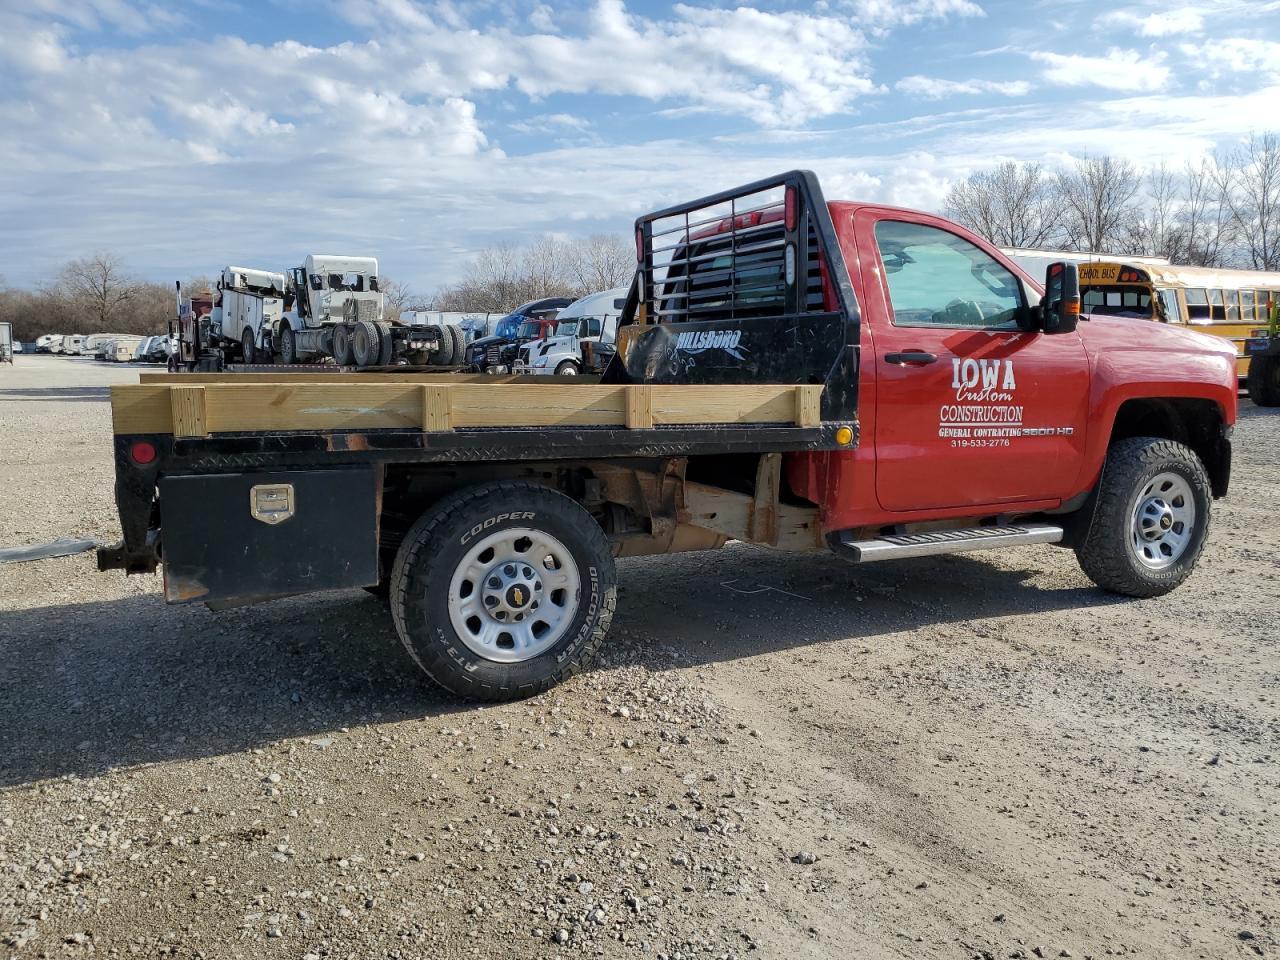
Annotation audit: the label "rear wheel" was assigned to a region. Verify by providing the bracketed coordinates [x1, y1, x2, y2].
[241, 328, 256, 364]
[352, 319, 382, 368]
[390, 481, 616, 701]
[332, 323, 354, 366]
[376, 322, 394, 366]
[1075, 437, 1211, 598]
[1246, 353, 1280, 406]
[431, 325, 456, 366]
[448, 325, 466, 366]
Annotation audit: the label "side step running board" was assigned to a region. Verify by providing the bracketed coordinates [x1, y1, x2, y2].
[835, 523, 1064, 563]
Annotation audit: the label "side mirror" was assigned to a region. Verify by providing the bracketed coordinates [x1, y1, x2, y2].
[1041, 261, 1081, 335]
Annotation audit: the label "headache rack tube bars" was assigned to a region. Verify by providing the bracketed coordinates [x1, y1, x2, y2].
[612, 170, 861, 423]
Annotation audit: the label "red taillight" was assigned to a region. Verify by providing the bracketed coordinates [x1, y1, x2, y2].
[635, 226, 644, 263]
[784, 186, 796, 231]
[130, 441, 157, 465]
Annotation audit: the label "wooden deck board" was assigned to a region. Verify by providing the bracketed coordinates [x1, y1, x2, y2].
[111, 380, 826, 436]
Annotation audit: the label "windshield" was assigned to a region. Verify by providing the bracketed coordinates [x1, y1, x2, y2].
[1082, 285, 1154, 319]
[494, 315, 521, 339]
[517, 320, 543, 339]
[327, 272, 368, 292]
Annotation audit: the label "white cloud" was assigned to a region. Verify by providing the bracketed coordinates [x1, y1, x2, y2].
[839, 0, 984, 28]
[1101, 7, 1204, 37]
[508, 112, 593, 134]
[1032, 48, 1171, 92]
[0, 0, 1271, 295]
[1190, 37, 1280, 81]
[896, 75, 1030, 99]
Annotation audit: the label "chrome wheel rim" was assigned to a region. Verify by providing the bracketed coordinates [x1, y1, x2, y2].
[447, 527, 580, 662]
[1130, 472, 1195, 570]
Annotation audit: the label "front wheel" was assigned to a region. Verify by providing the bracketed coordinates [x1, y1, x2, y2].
[389, 481, 617, 701]
[555, 360, 580, 376]
[1247, 353, 1280, 406]
[278, 326, 297, 365]
[1075, 437, 1211, 598]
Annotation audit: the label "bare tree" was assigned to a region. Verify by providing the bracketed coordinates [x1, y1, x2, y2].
[944, 161, 1060, 248]
[59, 252, 136, 331]
[1221, 133, 1280, 271]
[1163, 157, 1236, 266]
[1055, 155, 1142, 252]
[434, 234, 633, 312]
[566, 234, 635, 292]
[522, 237, 576, 301]
[379, 277, 412, 321]
[1140, 161, 1179, 258]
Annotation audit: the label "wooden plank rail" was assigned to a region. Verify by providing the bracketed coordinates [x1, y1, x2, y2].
[111, 381, 826, 436]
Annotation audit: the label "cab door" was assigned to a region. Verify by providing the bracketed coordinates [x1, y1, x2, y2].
[861, 211, 1090, 512]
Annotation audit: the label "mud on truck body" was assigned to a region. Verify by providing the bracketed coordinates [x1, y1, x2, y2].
[99, 171, 1237, 701]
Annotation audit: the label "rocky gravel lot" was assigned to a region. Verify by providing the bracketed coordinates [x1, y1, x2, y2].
[1, 354, 1277, 960]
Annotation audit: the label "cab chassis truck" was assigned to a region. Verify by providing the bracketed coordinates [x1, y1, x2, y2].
[98, 171, 1237, 701]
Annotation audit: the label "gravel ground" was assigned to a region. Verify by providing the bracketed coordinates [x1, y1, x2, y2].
[1, 354, 1277, 960]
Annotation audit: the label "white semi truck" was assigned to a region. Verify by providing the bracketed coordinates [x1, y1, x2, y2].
[173, 256, 464, 370]
[278, 255, 465, 367]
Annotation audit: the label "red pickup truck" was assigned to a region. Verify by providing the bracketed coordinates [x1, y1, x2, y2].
[99, 171, 1237, 701]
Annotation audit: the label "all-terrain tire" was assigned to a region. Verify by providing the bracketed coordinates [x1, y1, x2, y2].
[1075, 437, 1211, 598]
[1246, 353, 1280, 406]
[389, 481, 617, 701]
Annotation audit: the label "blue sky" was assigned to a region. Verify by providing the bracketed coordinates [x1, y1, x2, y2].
[1, 0, 1277, 297]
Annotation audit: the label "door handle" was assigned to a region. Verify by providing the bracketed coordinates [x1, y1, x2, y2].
[884, 350, 938, 365]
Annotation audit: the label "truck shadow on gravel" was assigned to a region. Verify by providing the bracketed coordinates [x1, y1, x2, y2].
[0, 548, 1125, 787]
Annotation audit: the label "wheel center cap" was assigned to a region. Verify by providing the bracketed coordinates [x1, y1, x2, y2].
[506, 584, 531, 608]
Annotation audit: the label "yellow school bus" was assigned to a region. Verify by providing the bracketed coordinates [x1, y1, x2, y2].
[1078, 261, 1280, 381]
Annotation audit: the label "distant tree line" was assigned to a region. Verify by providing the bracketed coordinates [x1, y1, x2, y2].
[0, 253, 183, 343]
[431, 234, 635, 313]
[945, 132, 1280, 270]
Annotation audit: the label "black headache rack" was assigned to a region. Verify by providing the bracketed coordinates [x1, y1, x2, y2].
[606, 169, 861, 423]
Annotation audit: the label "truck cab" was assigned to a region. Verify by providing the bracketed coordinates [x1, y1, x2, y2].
[285, 255, 383, 328]
[515, 287, 626, 375]
[465, 297, 574, 373]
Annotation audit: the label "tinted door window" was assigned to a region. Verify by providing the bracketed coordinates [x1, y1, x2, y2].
[874, 221, 1022, 329]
